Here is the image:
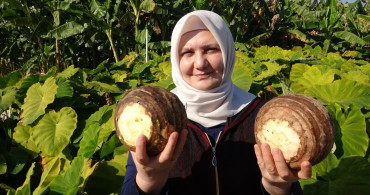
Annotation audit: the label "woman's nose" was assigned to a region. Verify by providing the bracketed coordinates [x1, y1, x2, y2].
[194, 53, 207, 69]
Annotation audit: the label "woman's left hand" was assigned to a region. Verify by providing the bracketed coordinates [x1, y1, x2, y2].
[254, 143, 312, 195]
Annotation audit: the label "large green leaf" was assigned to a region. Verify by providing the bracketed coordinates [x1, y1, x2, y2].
[341, 71, 369, 86]
[333, 31, 366, 46]
[17, 74, 40, 99]
[327, 104, 368, 158]
[13, 125, 39, 155]
[0, 70, 21, 89]
[14, 163, 35, 195]
[0, 87, 16, 112]
[295, 66, 335, 89]
[56, 77, 74, 98]
[305, 79, 370, 108]
[300, 154, 370, 195]
[77, 123, 100, 158]
[49, 156, 84, 195]
[56, 65, 79, 79]
[232, 64, 253, 92]
[20, 77, 58, 125]
[290, 63, 310, 82]
[32, 107, 77, 157]
[254, 62, 287, 81]
[47, 21, 85, 40]
[33, 157, 61, 195]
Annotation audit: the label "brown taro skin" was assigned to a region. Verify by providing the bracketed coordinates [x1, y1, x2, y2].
[254, 94, 335, 169]
[114, 85, 187, 156]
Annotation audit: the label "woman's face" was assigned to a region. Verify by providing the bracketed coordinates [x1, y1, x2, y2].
[178, 30, 224, 91]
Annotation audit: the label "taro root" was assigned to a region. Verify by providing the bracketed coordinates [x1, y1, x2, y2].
[114, 85, 187, 156]
[254, 94, 335, 169]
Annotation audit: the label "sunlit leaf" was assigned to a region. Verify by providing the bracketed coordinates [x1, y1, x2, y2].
[300, 154, 370, 194]
[47, 22, 85, 40]
[33, 157, 61, 195]
[13, 125, 39, 155]
[327, 104, 368, 158]
[295, 66, 336, 89]
[333, 31, 366, 46]
[77, 123, 100, 158]
[0, 87, 16, 112]
[305, 80, 370, 108]
[56, 77, 74, 98]
[56, 65, 79, 79]
[33, 107, 77, 156]
[20, 77, 58, 125]
[49, 156, 84, 195]
[84, 81, 122, 94]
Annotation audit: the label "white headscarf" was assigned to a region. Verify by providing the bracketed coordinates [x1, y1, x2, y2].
[171, 10, 255, 127]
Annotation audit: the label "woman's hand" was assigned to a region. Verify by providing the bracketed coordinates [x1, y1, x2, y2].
[254, 143, 312, 195]
[132, 129, 188, 195]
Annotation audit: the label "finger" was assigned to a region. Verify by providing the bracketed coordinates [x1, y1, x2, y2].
[261, 143, 278, 176]
[297, 161, 312, 179]
[158, 131, 179, 162]
[271, 148, 292, 180]
[254, 144, 265, 170]
[135, 134, 150, 164]
[172, 129, 188, 159]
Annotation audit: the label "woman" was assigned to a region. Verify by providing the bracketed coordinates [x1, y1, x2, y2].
[122, 10, 312, 195]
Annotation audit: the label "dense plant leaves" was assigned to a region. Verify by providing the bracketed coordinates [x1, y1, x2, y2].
[32, 107, 77, 156]
[327, 104, 368, 158]
[49, 156, 84, 195]
[20, 77, 58, 125]
[294, 66, 336, 89]
[5, 147, 29, 175]
[254, 62, 287, 81]
[341, 71, 369, 86]
[0, 155, 6, 175]
[131, 62, 150, 76]
[33, 157, 61, 195]
[100, 134, 122, 158]
[300, 154, 370, 195]
[13, 125, 39, 155]
[84, 81, 122, 94]
[305, 80, 370, 108]
[333, 31, 366, 46]
[0, 70, 21, 89]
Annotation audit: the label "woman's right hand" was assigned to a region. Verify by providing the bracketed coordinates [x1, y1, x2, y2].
[132, 129, 188, 195]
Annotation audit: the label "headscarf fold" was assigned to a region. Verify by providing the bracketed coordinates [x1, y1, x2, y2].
[171, 10, 255, 127]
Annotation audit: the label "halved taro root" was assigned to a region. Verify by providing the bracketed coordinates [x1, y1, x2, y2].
[254, 94, 335, 169]
[114, 86, 187, 156]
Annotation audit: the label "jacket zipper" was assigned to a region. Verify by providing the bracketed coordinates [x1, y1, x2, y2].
[204, 131, 222, 195]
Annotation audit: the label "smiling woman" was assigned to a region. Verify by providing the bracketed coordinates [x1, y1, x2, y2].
[178, 29, 224, 91]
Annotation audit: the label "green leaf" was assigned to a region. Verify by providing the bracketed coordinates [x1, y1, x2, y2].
[0, 154, 6, 175]
[131, 62, 150, 76]
[341, 71, 369, 86]
[305, 80, 370, 108]
[47, 22, 85, 40]
[100, 134, 122, 158]
[33, 107, 77, 157]
[0, 70, 22, 89]
[33, 157, 61, 195]
[5, 147, 28, 175]
[49, 156, 84, 195]
[0, 87, 16, 112]
[84, 81, 122, 94]
[13, 125, 40, 155]
[14, 163, 35, 195]
[18, 74, 40, 99]
[254, 62, 286, 81]
[333, 31, 366, 46]
[77, 123, 100, 158]
[295, 66, 336, 89]
[56, 65, 79, 79]
[139, 0, 156, 12]
[21, 77, 58, 125]
[327, 104, 368, 158]
[56, 77, 74, 98]
[300, 154, 370, 194]
[232, 64, 253, 92]
[84, 152, 128, 194]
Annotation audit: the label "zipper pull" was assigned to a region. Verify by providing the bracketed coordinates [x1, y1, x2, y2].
[212, 147, 217, 166]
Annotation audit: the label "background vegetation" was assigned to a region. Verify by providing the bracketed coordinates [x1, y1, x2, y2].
[0, 0, 369, 194]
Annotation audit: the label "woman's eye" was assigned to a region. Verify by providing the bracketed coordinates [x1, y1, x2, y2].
[206, 48, 219, 53]
[181, 51, 193, 56]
